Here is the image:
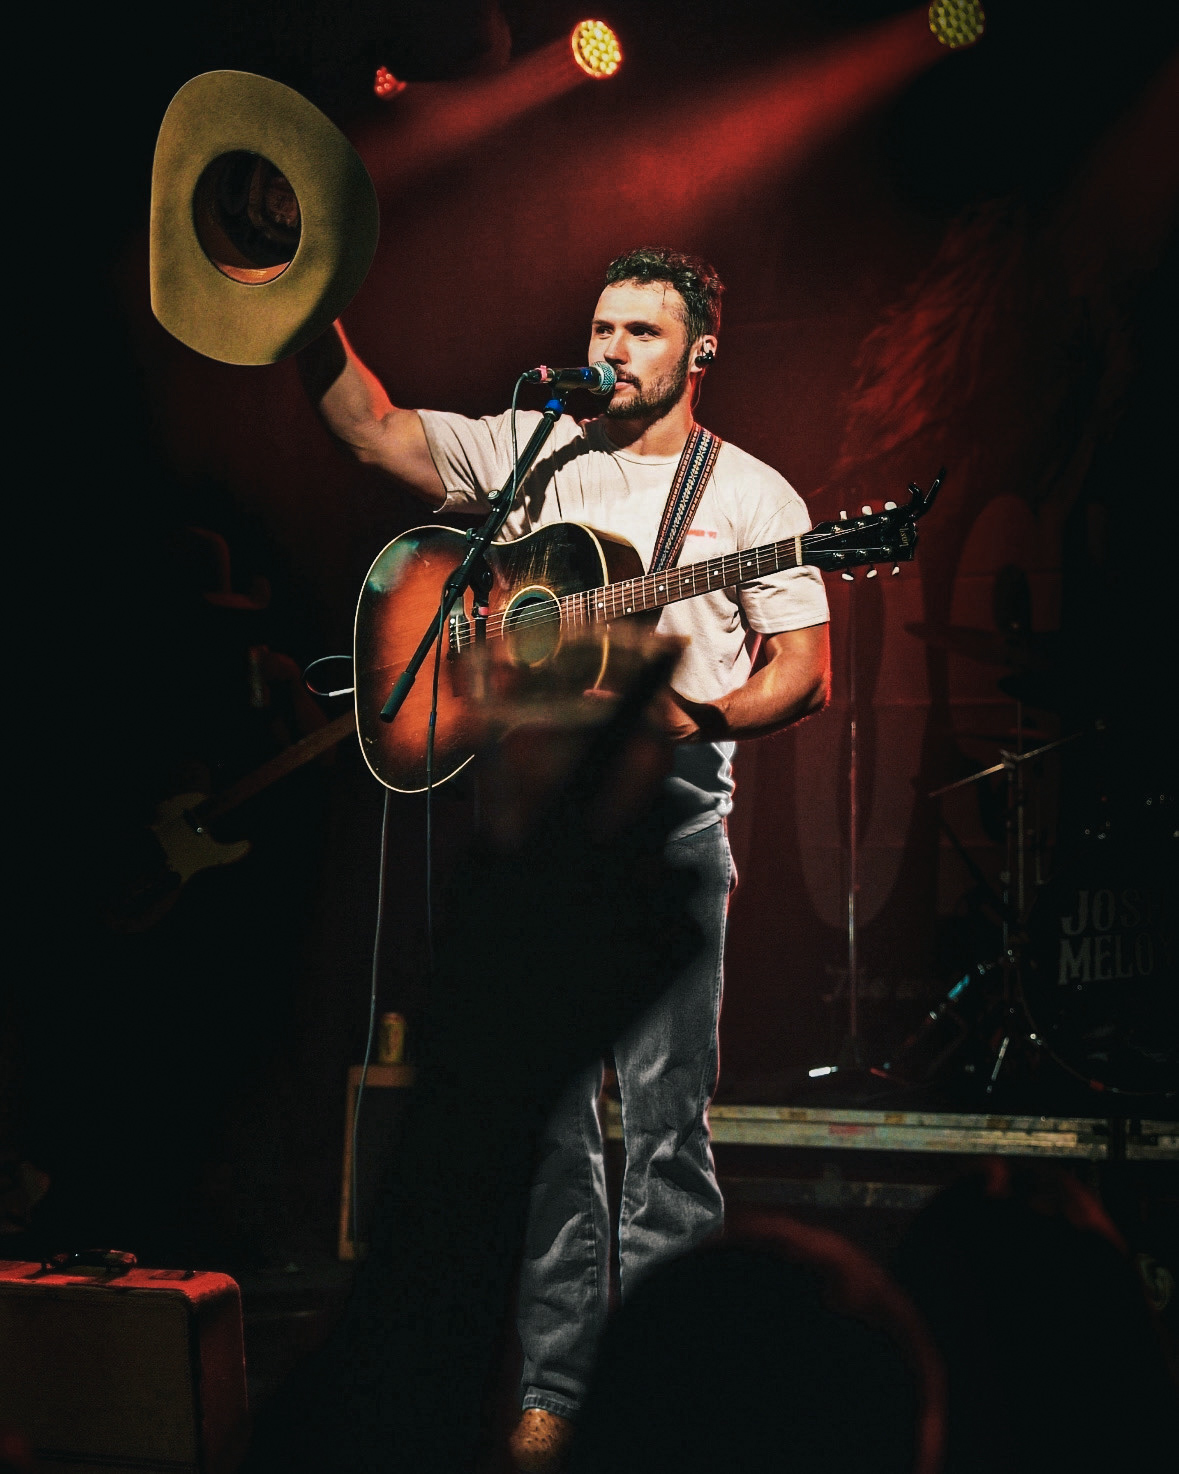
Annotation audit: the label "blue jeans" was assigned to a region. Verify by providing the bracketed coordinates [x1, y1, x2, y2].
[516, 819, 733, 1419]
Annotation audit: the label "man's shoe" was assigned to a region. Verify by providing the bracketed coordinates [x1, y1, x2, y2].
[508, 1409, 574, 1474]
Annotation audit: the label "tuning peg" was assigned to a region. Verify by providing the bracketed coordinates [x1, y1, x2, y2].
[861, 505, 872, 515]
[866, 568, 878, 578]
[884, 500, 897, 510]
[841, 571, 855, 581]
[891, 565, 900, 575]
[839, 510, 848, 520]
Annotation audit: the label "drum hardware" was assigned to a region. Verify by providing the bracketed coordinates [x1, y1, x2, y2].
[885, 724, 1086, 1101]
[1019, 793, 1177, 1103]
[906, 724, 1176, 1107]
[882, 957, 1005, 1088]
[929, 727, 1082, 925]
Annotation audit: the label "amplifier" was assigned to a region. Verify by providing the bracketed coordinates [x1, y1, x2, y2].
[0, 1258, 249, 1474]
[337, 1063, 415, 1260]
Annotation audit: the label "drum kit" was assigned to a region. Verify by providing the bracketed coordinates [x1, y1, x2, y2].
[882, 601, 1177, 1114]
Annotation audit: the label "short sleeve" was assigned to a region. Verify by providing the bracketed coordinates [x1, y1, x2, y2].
[418, 408, 546, 514]
[720, 461, 830, 634]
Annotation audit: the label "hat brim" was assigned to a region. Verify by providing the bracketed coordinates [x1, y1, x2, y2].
[150, 71, 380, 366]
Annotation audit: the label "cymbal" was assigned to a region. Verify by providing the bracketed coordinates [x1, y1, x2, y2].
[956, 730, 1051, 744]
[905, 623, 1058, 670]
[997, 670, 1069, 710]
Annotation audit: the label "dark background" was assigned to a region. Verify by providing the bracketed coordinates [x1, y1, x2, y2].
[4, 0, 1177, 1269]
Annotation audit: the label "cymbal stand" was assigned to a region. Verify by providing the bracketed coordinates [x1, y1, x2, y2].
[923, 728, 1080, 1097]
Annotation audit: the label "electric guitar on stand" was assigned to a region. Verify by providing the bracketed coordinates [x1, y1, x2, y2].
[101, 711, 357, 933]
[353, 476, 941, 792]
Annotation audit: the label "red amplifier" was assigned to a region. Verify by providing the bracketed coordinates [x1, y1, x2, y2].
[0, 1257, 249, 1474]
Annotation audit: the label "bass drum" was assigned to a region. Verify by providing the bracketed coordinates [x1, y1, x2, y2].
[1020, 826, 1178, 1102]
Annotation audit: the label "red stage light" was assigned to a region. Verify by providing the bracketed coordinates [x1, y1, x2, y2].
[374, 67, 407, 99]
[571, 20, 622, 79]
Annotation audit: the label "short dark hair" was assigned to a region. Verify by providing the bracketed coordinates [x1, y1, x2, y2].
[604, 246, 724, 344]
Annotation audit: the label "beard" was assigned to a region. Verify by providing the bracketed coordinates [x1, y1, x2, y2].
[602, 345, 692, 420]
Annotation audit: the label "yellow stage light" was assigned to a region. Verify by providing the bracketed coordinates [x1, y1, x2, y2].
[571, 20, 622, 79]
[928, 0, 985, 49]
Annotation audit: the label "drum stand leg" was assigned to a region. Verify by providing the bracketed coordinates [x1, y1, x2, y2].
[899, 715, 1074, 1105]
[984, 721, 1082, 1102]
[985, 1033, 1011, 1096]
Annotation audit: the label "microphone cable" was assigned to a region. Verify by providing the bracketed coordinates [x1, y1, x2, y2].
[349, 782, 392, 1257]
[508, 371, 526, 510]
[350, 371, 530, 1254]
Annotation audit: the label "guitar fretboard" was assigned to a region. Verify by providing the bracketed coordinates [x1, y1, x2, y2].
[452, 534, 805, 650]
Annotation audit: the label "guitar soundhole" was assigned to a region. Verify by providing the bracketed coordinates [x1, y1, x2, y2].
[502, 588, 561, 667]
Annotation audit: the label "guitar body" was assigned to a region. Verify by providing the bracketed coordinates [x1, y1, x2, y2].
[101, 794, 253, 934]
[150, 793, 253, 882]
[354, 522, 646, 792]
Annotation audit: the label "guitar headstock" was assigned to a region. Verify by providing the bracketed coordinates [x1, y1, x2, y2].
[805, 470, 943, 577]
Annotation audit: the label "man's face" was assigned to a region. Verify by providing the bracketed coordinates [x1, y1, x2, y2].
[588, 280, 694, 421]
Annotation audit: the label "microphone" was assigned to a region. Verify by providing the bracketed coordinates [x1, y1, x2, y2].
[523, 362, 617, 395]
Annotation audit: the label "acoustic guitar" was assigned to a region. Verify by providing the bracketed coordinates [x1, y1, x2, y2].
[354, 477, 940, 792]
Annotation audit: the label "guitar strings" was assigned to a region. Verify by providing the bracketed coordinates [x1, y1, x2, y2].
[447, 537, 815, 649]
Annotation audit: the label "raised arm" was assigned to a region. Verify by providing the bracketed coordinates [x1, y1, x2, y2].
[296, 323, 447, 508]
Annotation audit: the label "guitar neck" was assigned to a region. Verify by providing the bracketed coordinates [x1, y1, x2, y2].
[558, 533, 807, 625]
[197, 710, 357, 824]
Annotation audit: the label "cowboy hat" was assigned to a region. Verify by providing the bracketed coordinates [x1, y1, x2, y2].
[150, 70, 379, 365]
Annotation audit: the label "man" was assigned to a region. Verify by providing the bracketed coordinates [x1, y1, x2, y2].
[297, 247, 830, 1472]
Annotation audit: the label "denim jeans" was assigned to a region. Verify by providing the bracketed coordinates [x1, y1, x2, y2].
[516, 819, 733, 1419]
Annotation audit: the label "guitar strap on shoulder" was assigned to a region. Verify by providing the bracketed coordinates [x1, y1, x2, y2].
[649, 423, 723, 573]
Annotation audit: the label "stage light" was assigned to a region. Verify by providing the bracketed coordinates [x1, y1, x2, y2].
[571, 20, 622, 79]
[928, 0, 985, 49]
[374, 66, 407, 99]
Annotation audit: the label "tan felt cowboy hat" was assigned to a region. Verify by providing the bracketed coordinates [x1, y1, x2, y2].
[150, 70, 379, 365]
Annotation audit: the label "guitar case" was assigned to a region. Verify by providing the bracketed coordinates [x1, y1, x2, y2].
[0, 1258, 249, 1474]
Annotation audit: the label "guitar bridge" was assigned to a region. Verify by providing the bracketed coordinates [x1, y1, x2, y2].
[449, 611, 472, 654]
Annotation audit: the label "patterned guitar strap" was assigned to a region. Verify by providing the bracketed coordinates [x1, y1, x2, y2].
[649, 423, 724, 573]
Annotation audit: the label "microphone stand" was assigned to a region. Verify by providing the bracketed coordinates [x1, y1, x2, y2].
[843, 568, 862, 1070]
[798, 567, 897, 1105]
[378, 390, 569, 725]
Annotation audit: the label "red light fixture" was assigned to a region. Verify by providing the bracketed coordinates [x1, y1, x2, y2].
[374, 67, 407, 99]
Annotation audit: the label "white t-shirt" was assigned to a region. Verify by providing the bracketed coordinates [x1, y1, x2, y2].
[419, 407, 830, 834]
